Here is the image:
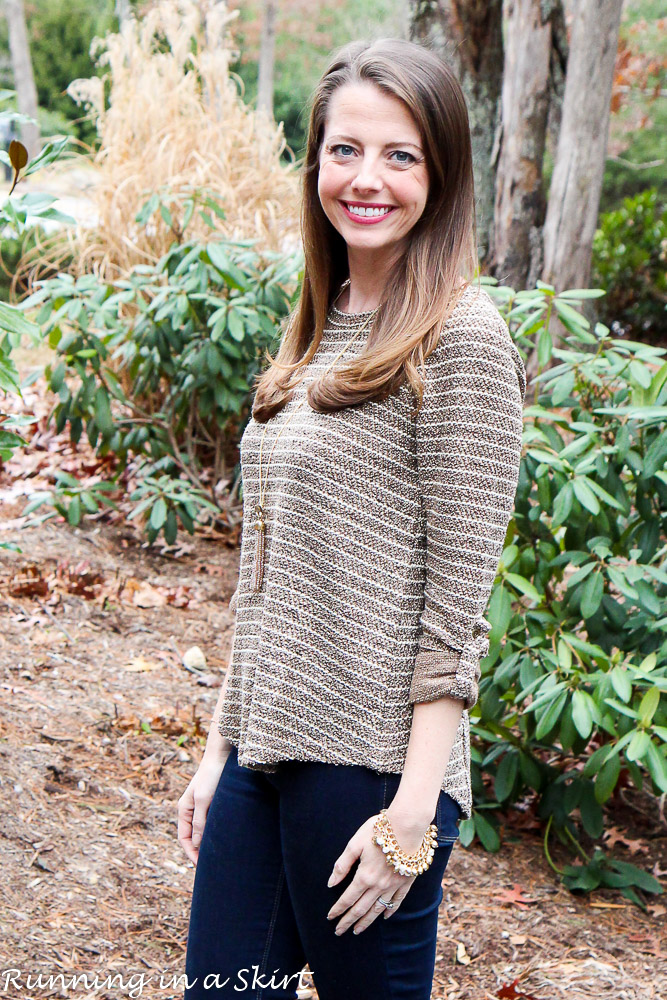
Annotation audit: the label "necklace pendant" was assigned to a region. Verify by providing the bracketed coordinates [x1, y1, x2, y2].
[251, 502, 266, 591]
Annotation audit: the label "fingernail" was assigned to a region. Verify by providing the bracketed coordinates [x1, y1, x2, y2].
[327, 876, 334, 887]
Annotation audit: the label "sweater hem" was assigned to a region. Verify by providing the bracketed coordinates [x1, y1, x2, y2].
[218, 729, 472, 821]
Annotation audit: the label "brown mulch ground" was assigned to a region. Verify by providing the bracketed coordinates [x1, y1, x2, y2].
[1, 371, 666, 999]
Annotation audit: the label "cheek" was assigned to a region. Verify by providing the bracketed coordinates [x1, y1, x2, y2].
[394, 183, 424, 213]
[318, 162, 342, 204]
[403, 174, 429, 215]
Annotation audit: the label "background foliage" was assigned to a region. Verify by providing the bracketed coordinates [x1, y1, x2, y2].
[467, 278, 667, 904]
[21, 189, 300, 543]
[35, 0, 300, 286]
[592, 187, 667, 340]
[227, 0, 409, 159]
[0, 0, 121, 146]
[0, 105, 73, 547]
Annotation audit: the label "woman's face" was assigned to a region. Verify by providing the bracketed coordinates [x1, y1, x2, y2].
[317, 81, 429, 261]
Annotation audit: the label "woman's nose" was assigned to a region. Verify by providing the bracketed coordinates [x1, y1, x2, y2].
[350, 157, 383, 193]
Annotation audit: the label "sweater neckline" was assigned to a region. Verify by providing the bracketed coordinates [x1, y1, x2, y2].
[330, 302, 378, 322]
[327, 277, 379, 328]
[324, 282, 478, 337]
[326, 303, 378, 338]
[323, 289, 379, 344]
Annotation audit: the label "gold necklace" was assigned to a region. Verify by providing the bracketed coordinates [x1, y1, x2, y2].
[250, 300, 376, 592]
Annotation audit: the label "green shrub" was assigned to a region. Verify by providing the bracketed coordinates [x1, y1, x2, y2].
[471, 278, 666, 905]
[0, 223, 73, 302]
[21, 189, 301, 544]
[0, 101, 72, 550]
[592, 188, 667, 340]
[0, 0, 117, 148]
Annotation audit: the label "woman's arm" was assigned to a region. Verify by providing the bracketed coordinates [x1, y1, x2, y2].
[385, 301, 526, 846]
[178, 626, 236, 864]
[202, 628, 237, 760]
[388, 696, 464, 836]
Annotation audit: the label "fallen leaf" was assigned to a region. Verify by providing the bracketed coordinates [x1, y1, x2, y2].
[496, 883, 540, 908]
[129, 581, 168, 608]
[10, 566, 49, 598]
[28, 627, 68, 647]
[603, 826, 650, 854]
[496, 978, 540, 999]
[195, 563, 226, 576]
[124, 655, 161, 672]
[455, 941, 471, 965]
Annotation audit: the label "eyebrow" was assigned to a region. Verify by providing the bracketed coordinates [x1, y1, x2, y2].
[326, 134, 423, 152]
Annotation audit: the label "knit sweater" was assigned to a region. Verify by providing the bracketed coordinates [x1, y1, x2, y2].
[217, 283, 526, 820]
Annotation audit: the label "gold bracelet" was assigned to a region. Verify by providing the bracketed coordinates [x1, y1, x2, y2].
[372, 809, 437, 877]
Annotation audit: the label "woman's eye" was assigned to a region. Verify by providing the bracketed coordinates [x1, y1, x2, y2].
[390, 150, 415, 164]
[332, 144, 355, 157]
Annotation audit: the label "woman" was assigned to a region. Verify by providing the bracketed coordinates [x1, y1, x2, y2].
[179, 37, 526, 1000]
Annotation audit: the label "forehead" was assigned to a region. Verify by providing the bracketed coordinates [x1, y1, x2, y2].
[323, 81, 422, 144]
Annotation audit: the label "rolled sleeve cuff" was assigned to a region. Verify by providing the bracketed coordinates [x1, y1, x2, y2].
[408, 627, 491, 712]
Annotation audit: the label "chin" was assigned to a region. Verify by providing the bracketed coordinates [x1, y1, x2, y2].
[344, 232, 401, 252]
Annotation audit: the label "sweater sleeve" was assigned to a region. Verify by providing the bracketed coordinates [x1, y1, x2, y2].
[409, 301, 525, 712]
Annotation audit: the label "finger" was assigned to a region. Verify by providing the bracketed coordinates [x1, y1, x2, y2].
[351, 890, 399, 934]
[334, 886, 386, 936]
[328, 842, 360, 887]
[177, 818, 199, 866]
[177, 794, 199, 866]
[177, 798, 193, 846]
[328, 858, 392, 921]
[327, 861, 380, 921]
[180, 836, 199, 867]
[357, 876, 417, 932]
[381, 881, 414, 919]
[191, 796, 209, 850]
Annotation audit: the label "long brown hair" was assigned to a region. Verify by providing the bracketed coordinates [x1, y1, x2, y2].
[252, 37, 479, 422]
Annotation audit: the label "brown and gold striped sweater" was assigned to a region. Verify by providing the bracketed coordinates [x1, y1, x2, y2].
[218, 283, 526, 820]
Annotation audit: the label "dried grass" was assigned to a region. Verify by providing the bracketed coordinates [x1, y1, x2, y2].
[24, 0, 300, 287]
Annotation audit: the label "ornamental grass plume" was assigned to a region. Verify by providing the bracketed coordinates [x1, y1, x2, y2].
[23, 0, 300, 287]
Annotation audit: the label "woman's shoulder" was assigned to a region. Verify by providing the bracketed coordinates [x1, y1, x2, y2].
[442, 283, 510, 345]
[435, 283, 527, 404]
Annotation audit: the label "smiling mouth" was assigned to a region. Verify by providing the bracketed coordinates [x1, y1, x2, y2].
[340, 201, 397, 221]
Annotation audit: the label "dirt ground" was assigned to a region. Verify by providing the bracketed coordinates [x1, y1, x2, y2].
[1, 371, 666, 1000]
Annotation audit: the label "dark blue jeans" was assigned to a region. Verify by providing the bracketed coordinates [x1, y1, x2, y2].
[184, 744, 462, 1000]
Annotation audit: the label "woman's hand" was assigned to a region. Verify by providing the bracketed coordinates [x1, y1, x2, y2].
[326, 809, 430, 936]
[178, 749, 231, 866]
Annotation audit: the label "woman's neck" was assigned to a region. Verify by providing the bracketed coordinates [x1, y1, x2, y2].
[338, 246, 398, 312]
[336, 247, 468, 313]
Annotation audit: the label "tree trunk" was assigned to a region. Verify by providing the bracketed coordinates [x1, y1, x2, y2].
[517, 0, 624, 393]
[5, 0, 41, 161]
[410, 0, 621, 302]
[491, 0, 553, 290]
[409, 0, 504, 266]
[257, 0, 276, 119]
[542, 0, 624, 292]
